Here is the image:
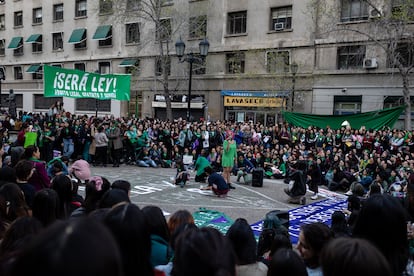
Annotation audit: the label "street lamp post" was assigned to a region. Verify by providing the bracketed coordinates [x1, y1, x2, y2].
[290, 62, 298, 112]
[175, 37, 209, 121]
[95, 70, 100, 117]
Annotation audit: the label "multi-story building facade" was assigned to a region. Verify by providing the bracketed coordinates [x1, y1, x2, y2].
[0, 0, 412, 128]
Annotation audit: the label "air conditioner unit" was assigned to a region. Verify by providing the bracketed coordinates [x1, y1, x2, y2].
[363, 58, 378, 69]
[369, 7, 383, 19]
[274, 22, 285, 31]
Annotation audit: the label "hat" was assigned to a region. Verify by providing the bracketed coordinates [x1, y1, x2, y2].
[69, 160, 91, 181]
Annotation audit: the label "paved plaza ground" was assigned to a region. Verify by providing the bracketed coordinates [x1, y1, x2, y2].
[84, 165, 317, 224]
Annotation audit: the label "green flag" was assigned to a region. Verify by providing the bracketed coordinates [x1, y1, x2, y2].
[43, 65, 130, 101]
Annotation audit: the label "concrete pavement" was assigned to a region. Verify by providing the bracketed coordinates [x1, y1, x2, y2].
[85, 164, 312, 224]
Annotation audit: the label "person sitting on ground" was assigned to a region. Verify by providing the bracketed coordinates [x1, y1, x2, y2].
[202, 166, 229, 198]
[174, 159, 189, 188]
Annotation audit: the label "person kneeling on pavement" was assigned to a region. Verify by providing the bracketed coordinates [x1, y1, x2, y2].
[202, 166, 229, 198]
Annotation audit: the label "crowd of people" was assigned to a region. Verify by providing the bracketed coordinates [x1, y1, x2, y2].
[0, 108, 414, 275]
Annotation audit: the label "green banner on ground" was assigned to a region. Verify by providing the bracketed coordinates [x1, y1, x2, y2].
[192, 207, 234, 234]
[283, 105, 405, 130]
[43, 65, 130, 101]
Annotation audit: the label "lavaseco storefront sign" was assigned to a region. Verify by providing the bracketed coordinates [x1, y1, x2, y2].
[224, 96, 284, 107]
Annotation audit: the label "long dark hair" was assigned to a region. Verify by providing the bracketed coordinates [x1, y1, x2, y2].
[104, 203, 153, 276]
[353, 194, 409, 276]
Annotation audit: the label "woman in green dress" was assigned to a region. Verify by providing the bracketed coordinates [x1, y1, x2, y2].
[222, 131, 237, 189]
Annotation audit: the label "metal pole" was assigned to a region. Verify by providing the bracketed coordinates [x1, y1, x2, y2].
[291, 76, 296, 112]
[95, 69, 99, 117]
[135, 92, 138, 118]
[0, 79, 2, 110]
[187, 55, 193, 121]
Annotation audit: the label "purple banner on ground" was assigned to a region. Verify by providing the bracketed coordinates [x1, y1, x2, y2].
[250, 198, 347, 244]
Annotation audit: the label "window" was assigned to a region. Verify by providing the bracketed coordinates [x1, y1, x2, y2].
[34, 95, 62, 109]
[193, 59, 206, 75]
[157, 18, 171, 41]
[226, 52, 245, 74]
[123, 60, 140, 74]
[14, 11, 23, 27]
[155, 56, 171, 76]
[126, 0, 140, 10]
[31, 35, 43, 53]
[189, 15, 207, 39]
[76, 99, 111, 112]
[93, 25, 112, 47]
[14, 66, 22, 80]
[13, 39, 23, 56]
[389, 43, 414, 68]
[126, 23, 140, 44]
[52, 32, 64, 51]
[337, 45, 365, 69]
[75, 0, 87, 17]
[266, 51, 290, 73]
[54, 4, 64, 21]
[33, 8, 42, 24]
[340, 0, 368, 22]
[98, 61, 111, 74]
[334, 96, 362, 115]
[0, 39, 4, 56]
[99, 0, 113, 14]
[271, 6, 292, 31]
[75, 30, 87, 49]
[227, 11, 247, 35]
[74, 62, 86, 71]
[30, 66, 43, 80]
[0, 14, 4, 30]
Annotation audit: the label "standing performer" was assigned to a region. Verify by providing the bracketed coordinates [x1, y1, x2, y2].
[221, 130, 237, 189]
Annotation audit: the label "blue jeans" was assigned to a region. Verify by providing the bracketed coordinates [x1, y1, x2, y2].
[63, 138, 74, 158]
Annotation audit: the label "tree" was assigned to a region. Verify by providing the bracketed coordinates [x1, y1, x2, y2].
[98, 0, 208, 121]
[310, 0, 414, 129]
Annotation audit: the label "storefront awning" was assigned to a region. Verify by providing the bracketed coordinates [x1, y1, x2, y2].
[26, 64, 42, 73]
[68, 28, 87, 43]
[221, 90, 290, 97]
[25, 34, 42, 43]
[8, 36, 23, 49]
[92, 25, 112, 40]
[119, 59, 137, 67]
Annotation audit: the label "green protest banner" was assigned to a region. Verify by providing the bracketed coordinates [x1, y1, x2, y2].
[43, 65, 130, 101]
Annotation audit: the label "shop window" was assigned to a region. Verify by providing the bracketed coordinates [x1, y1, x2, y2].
[334, 95, 361, 115]
[34, 95, 62, 109]
[76, 98, 111, 112]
